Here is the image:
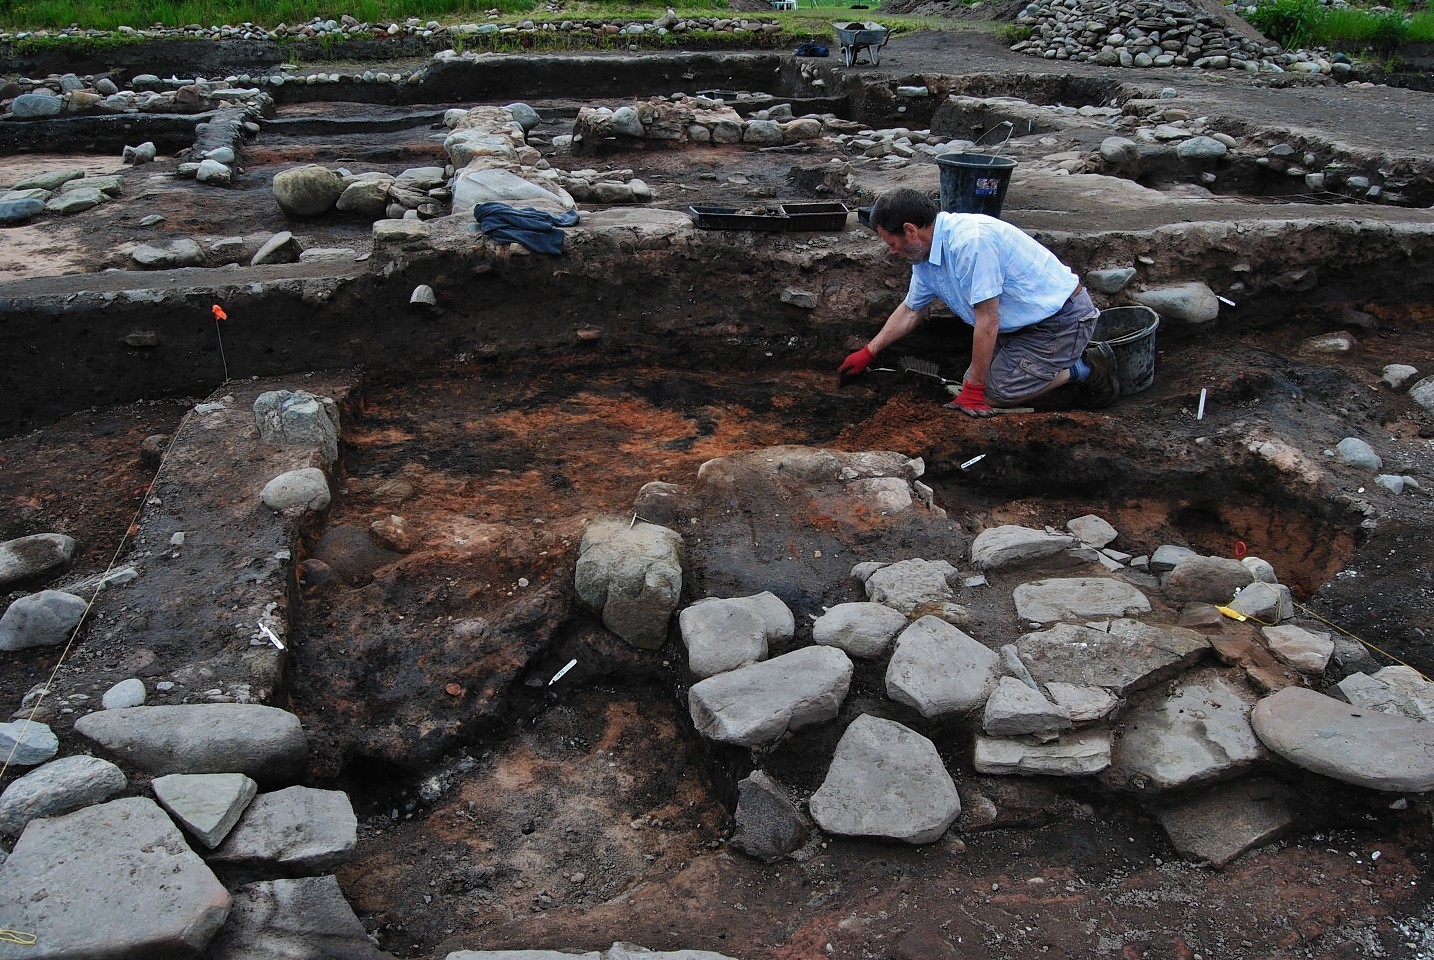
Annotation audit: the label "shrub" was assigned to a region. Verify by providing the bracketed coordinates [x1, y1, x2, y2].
[996, 22, 1031, 43]
[1247, 0, 1323, 49]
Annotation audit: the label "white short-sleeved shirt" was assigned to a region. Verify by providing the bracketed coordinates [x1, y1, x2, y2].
[903, 212, 1079, 332]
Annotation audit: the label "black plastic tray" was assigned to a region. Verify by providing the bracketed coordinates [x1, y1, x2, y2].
[779, 202, 849, 231]
[689, 205, 788, 231]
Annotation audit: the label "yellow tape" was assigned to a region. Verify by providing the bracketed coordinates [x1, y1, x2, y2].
[0, 929, 38, 945]
[1217, 570, 1429, 682]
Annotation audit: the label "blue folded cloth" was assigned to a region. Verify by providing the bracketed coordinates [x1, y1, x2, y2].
[473, 202, 580, 255]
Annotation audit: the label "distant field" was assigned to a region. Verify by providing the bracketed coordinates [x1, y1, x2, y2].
[0, 0, 900, 32]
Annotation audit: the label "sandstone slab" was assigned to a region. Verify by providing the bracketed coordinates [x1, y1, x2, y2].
[152, 772, 259, 849]
[208, 786, 357, 876]
[1106, 668, 1265, 792]
[1012, 577, 1151, 623]
[973, 727, 1112, 777]
[809, 715, 960, 844]
[970, 525, 1076, 570]
[1252, 686, 1434, 792]
[885, 616, 998, 718]
[812, 601, 908, 659]
[1014, 618, 1209, 695]
[206, 874, 390, 960]
[688, 645, 852, 747]
[1155, 777, 1294, 867]
[0, 797, 229, 959]
[678, 591, 792, 679]
[73, 704, 309, 783]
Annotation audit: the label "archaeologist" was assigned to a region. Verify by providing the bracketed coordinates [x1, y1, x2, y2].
[837, 188, 1119, 416]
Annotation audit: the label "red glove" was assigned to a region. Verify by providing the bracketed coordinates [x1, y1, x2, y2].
[945, 381, 994, 417]
[837, 346, 875, 383]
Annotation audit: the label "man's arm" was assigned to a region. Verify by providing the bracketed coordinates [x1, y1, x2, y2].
[838, 302, 931, 377]
[868, 302, 931, 357]
[948, 296, 1000, 417]
[965, 297, 1000, 386]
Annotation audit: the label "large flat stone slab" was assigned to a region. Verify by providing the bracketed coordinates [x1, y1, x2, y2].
[0, 755, 127, 837]
[982, 676, 1072, 736]
[885, 616, 998, 718]
[1252, 686, 1434, 792]
[0, 797, 230, 960]
[808, 715, 960, 844]
[73, 704, 309, 783]
[1336, 665, 1434, 721]
[678, 591, 792, 679]
[1155, 777, 1294, 867]
[1014, 618, 1209, 695]
[973, 728, 1113, 777]
[208, 786, 357, 877]
[1105, 668, 1266, 793]
[1012, 576, 1151, 623]
[206, 875, 390, 960]
[970, 525, 1077, 571]
[152, 772, 258, 849]
[688, 645, 852, 747]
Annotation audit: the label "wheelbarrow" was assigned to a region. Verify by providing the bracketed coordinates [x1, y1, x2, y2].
[832, 20, 888, 67]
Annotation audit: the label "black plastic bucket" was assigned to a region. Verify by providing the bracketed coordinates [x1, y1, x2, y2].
[1090, 305, 1160, 395]
[935, 152, 1017, 218]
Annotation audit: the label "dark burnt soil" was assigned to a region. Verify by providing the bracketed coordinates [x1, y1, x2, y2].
[278, 317, 1429, 955]
[4, 307, 1434, 958]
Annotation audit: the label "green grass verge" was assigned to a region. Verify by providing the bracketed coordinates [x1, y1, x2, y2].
[1245, 0, 1434, 55]
[0, 0, 969, 34]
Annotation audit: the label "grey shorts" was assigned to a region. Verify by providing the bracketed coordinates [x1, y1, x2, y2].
[978, 289, 1100, 403]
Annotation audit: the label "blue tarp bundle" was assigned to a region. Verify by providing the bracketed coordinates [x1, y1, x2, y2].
[473, 202, 581, 255]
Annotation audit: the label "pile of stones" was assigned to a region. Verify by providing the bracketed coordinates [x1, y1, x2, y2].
[575, 447, 1434, 864]
[0, 10, 782, 46]
[0, 72, 270, 226]
[573, 94, 831, 150]
[2, 72, 274, 119]
[1011, 0, 1352, 74]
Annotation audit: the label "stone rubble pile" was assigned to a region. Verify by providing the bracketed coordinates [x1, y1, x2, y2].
[0, 71, 272, 226]
[0, 10, 782, 47]
[573, 445, 1434, 868]
[3, 72, 276, 117]
[2, 375, 1431, 957]
[907, 87, 1411, 206]
[1011, 0, 1352, 75]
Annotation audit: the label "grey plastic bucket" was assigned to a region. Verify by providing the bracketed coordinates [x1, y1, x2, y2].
[1091, 305, 1160, 395]
[935, 153, 1017, 218]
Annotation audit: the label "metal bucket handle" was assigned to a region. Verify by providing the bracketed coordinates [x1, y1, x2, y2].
[970, 121, 1014, 151]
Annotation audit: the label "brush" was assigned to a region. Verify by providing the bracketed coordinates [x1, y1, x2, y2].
[898, 355, 957, 385]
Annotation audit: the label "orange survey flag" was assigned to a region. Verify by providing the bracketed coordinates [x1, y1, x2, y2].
[212, 304, 228, 321]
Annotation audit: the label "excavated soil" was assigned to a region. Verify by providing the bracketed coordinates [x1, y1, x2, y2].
[4, 23, 1434, 960]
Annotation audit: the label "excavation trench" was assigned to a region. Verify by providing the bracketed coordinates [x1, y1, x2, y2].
[6, 40, 1434, 960]
[277, 327, 1389, 958]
